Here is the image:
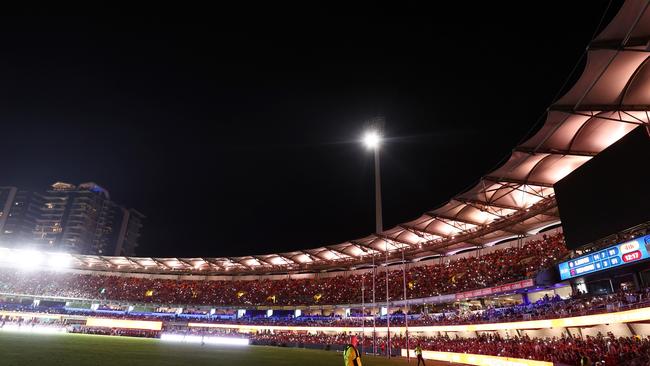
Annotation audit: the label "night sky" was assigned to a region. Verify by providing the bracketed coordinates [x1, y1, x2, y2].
[0, 2, 618, 258]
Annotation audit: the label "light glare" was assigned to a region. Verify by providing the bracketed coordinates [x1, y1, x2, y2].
[0, 325, 66, 334]
[48, 253, 71, 269]
[16, 250, 44, 270]
[86, 318, 162, 331]
[160, 333, 249, 346]
[363, 131, 381, 149]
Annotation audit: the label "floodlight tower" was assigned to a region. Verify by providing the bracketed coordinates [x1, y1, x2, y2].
[362, 118, 390, 358]
[362, 129, 383, 235]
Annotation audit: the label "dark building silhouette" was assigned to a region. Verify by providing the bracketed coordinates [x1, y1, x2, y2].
[0, 182, 144, 256]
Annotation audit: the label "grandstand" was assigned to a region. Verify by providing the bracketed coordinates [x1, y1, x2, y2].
[2, 1, 650, 366]
[0, 231, 567, 306]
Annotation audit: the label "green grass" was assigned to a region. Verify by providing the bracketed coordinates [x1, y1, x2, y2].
[0, 332, 448, 366]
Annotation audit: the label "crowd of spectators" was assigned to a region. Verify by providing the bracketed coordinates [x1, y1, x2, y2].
[2, 286, 641, 343]
[250, 331, 349, 348]
[7, 311, 650, 365]
[409, 287, 650, 326]
[0, 233, 566, 306]
[175, 286, 650, 328]
[0, 315, 64, 329]
[6, 309, 650, 366]
[69, 326, 159, 338]
[1, 282, 648, 333]
[156, 328, 650, 365]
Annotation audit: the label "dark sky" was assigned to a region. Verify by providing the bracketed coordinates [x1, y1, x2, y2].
[0, 2, 619, 257]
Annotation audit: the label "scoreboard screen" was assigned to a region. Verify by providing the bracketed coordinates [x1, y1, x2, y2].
[558, 234, 650, 281]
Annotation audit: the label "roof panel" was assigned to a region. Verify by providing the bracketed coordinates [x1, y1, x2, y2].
[594, 0, 650, 44]
[526, 154, 591, 184]
[488, 152, 549, 182]
[624, 58, 650, 105]
[455, 204, 502, 225]
[389, 229, 427, 245]
[519, 111, 592, 152]
[555, 50, 648, 109]
[569, 112, 640, 152]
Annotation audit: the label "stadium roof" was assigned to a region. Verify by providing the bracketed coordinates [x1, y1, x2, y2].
[9, 0, 650, 275]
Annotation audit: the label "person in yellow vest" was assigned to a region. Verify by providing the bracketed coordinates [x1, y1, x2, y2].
[343, 335, 362, 366]
[415, 344, 425, 366]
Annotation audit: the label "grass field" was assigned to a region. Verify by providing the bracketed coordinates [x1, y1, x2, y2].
[0, 332, 452, 366]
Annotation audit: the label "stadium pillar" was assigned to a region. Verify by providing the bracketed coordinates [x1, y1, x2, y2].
[372, 132, 383, 240]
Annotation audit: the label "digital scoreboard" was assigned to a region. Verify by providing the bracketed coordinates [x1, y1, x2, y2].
[558, 234, 650, 281]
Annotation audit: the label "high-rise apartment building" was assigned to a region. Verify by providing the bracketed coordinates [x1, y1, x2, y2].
[114, 208, 145, 257]
[0, 182, 144, 256]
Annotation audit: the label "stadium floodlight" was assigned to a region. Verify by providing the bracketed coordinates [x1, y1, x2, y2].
[202, 336, 249, 346]
[160, 334, 249, 346]
[14, 250, 44, 270]
[0, 247, 11, 261]
[362, 130, 381, 149]
[184, 335, 203, 344]
[48, 253, 72, 269]
[0, 324, 66, 334]
[160, 334, 185, 342]
[86, 318, 163, 331]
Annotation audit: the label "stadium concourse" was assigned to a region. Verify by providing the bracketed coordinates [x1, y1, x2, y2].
[1, 1, 650, 366]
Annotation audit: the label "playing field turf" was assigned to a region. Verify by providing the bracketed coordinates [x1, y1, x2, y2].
[0, 332, 453, 366]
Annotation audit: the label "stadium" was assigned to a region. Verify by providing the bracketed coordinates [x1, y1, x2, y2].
[2, 1, 650, 366]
